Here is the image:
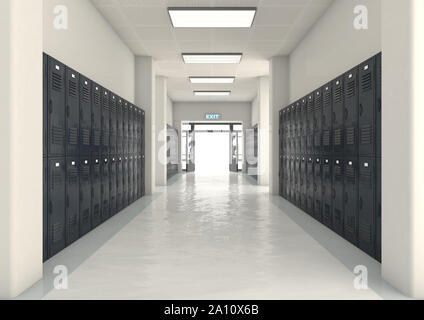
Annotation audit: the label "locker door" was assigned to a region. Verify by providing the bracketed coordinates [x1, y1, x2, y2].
[134, 108, 139, 155]
[279, 110, 284, 157]
[123, 156, 128, 207]
[110, 95, 117, 155]
[123, 102, 129, 155]
[306, 94, 314, 155]
[91, 157, 101, 228]
[91, 84, 101, 157]
[301, 98, 307, 155]
[376, 157, 382, 262]
[66, 157, 79, 245]
[101, 157, 110, 222]
[79, 77, 91, 156]
[314, 89, 322, 155]
[344, 158, 359, 245]
[322, 157, 332, 229]
[110, 156, 117, 216]
[289, 156, 295, 203]
[133, 155, 138, 201]
[332, 77, 344, 155]
[358, 157, 376, 257]
[48, 57, 66, 156]
[295, 156, 301, 206]
[129, 106, 134, 155]
[376, 53, 382, 157]
[296, 102, 302, 155]
[300, 157, 307, 211]
[279, 155, 284, 197]
[79, 158, 91, 236]
[344, 68, 359, 156]
[285, 156, 290, 200]
[306, 157, 314, 216]
[43, 158, 48, 262]
[137, 156, 142, 199]
[128, 156, 134, 203]
[140, 111, 145, 197]
[322, 84, 332, 155]
[117, 156, 123, 211]
[313, 157, 323, 222]
[359, 58, 376, 156]
[48, 158, 66, 258]
[332, 158, 344, 236]
[285, 108, 291, 155]
[43, 54, 48, 158]
[65, 68, 80, 156]
[101, 89, 110, 155]
[117, 98, 123, 155]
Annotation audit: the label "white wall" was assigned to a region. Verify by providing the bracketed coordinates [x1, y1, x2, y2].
[43, 0, 135, 102]
[289, 0, 381, 102]
[0, 0, 43, 298]
[156, 77, 167, 186]
[251, 96, 259, 127]
[167, 97, 174, 126]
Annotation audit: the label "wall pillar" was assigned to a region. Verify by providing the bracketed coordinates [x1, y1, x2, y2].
[155, 76, 167, 186]
[258, 77, 270, 186]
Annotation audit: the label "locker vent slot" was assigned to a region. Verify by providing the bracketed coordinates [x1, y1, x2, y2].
[323, 131, 330, 146]
[93, 91, 100, 105]
[82, 86, 90, 103]
[69, 215, 77, 229]
[334, 166, 342, 181]
[346, 80, 355, 98]
[314, 99, 322, 111]
[52, 222, 63, 243]
[314, 135, 321, 146]
[346, 167, 356, 183]
[68, 170, 78, 184]
[81, 129, 90, 146]
[103, 99, 110, 111]
[360, 168, 372, 186]
[333, 87, 342, 103]
[81, 167, 90, 181]
[69, 80, 77, 97]
[92, 130, 101, 146]
[307, 103, 314, 113]
[359, 223, 372, 244]
[52, 126, 64, 145]
[52, 171, 63, 188]
[68, 128, 78, 145]
[323, 91, 331, 106]
[52, 72, 63, 92]
[346, 127, 355, 145]
[334, 129, 342, 146]
[360, 125, 372, 145]
[361, 73, 372, 92]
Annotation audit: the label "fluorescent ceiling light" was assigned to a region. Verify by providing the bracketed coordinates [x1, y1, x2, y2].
[190, 77, 235, 84]
[168, 7, 257, 28]
[183, 53, 242, 64]
[194, 91, 231, 96]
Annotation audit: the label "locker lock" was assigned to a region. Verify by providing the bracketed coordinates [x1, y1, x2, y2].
[349, 161, 353, 166]
[72, 161, 76, 166]
[85, 81, 88, 85]
[85, 160, 88, 164]
[349, 74, 353, 79]
[72, 74, 76, 79]
[336, 160, 340, 164]
[55, 65, 60, 70]
[336, 81, 340, 85]
[96, 159, 99, 163]
[55, 162, 60, 167]
[364, 163, 369, 167]
[364, 65, 369, 70]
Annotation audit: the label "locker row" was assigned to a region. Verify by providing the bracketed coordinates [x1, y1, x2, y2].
[43, 155, 145, 261]
[279, 155, 381, 261]
[43, 53, 145, 158]
[279, 53, 381, 158]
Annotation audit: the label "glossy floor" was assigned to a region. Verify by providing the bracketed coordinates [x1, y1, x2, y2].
[20, 173, 406, 300]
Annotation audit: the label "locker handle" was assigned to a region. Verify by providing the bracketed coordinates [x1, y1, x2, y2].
[48, 100, 53, 114]
[80, 191, 83, 202]
[67, 105, 70, 118]
[359, 103, 364, 116]
[359, 197, 363, 210]
[344, 192, 348, 204]
[344, 108, 349, 120]
[66, 195, 70, 208]
[332, 189, 335, 199]
[332, 112, 336, 122]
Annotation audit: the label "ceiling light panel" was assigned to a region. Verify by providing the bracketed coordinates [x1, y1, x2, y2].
[168, 7, 257, 28]
[190, 77, 235, 84]
[183, 53, 242, 64]
[194, 91, 231, 96]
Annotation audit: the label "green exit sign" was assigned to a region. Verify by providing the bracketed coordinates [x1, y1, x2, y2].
[205, 114, 221, 120]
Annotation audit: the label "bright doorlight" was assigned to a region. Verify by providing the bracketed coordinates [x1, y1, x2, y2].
[194, 91, 231, 96]
[189, 77, 235, 84]
[183, 53, 242, 64]
[168, 7, 257, 28]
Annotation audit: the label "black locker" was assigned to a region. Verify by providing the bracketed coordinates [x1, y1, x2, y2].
[128, 156, 134, 203]
[300, 98, 307, 155]
[313, 89, 322, 155]
[295, 102, 301, 155]
[313, 157, 323, 222]
[91, 157, 101, 228]
[117, 98, 123, 155]
[279, 155, 284, 197]
[65, 68, 80, 156]
[358, 157, 376, 257]
[332, 158, 344, 236]
[306, 157, 314, 216]
[358, 58, 376, 156]
[117, 156, 123, 211]
[48, 57, 66, 156]
[110, 95, 117, 155]
[376, 157, 382, 262]
[285, 155, 290, 200]
[376, 53, 382, 157]
[43, 158, 48, 262]
[134, 108, 139, 155]
[322, 157, 332, 229]
[291, 105, 296, 155]
[285, 108, 291, 155]
[43, 54, 48, 158]
[101, 89, 110, 155]
[344, 158, 359, 245]
[289, 156, 295, 203]
[140, 111, 145, 197]
[91, 84, 102, 157]
[101, 157, 110, 222]
[48, 158, 66, 258]
[123, 102, 129, 155]
[79, 158, 91, 236]
[344, 68, 359, 156]
[133, 155, 138, 202]
[322, 84, 332, 155]
[300, 156, 307, 211]
[279, 110, 284, 157]
[110, 156, 117, 216]
[332, 77, 344, 155]
[79, 76, 91, 156]
[306, 94, 314, 154]
[295, 156, 301, 206]
[137, 155, 142, 199]
[66, 157, 79, 245]
[129, 105, 134, 155]
[123, 156, 128, 207]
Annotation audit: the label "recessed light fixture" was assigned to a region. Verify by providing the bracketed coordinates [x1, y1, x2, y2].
[168, 7, 257, 28]
[189, 77, 235, 84]
[194, 91, 231, 96]
[183, 53, 242, 64]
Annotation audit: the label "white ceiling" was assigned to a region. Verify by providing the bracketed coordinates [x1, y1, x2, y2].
[91, 0, 333, 102]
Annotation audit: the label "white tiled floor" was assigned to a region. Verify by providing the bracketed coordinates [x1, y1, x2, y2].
[19, 173, 406, 300]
